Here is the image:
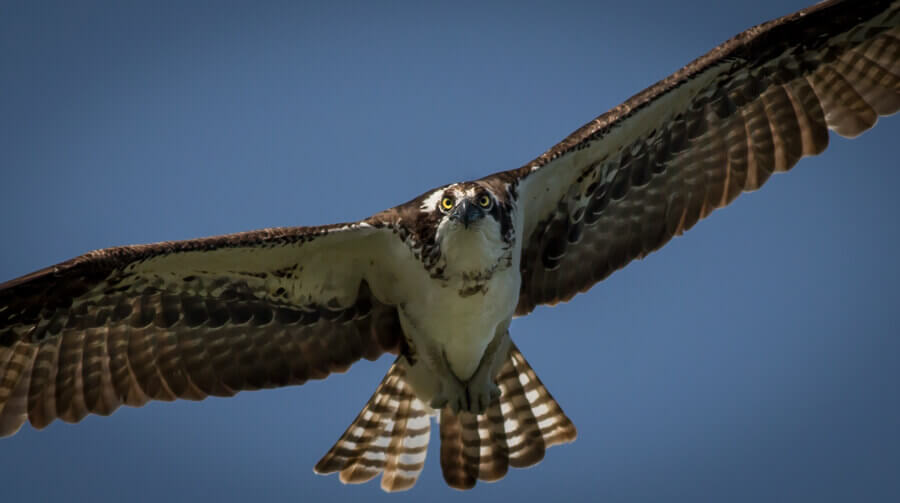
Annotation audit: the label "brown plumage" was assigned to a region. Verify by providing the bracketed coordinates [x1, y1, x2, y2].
[313, 361, 431, 492]
[315, 344, 575, 491]
[438, 345, 577, 489]
[0, 0, 898, 492]
[0, 224, 406, 437]
[514, 0, 900, 314]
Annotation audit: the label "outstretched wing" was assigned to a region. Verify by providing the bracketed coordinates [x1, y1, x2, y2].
[0, 222, 407, 437]
[497, 0, 900, 314]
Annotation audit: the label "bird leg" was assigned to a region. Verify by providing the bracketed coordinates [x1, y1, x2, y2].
[461, 327, 509, 414]
[429, 327, 509, 415]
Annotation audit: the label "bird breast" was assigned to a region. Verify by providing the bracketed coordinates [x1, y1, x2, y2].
[400, 257, 520, 381]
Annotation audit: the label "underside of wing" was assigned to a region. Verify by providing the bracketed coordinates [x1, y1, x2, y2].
[0, 222, 407, 437]
[499, 0, 900, 314]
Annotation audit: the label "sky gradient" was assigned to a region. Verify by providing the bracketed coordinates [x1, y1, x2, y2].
[1, 1, 899, 502]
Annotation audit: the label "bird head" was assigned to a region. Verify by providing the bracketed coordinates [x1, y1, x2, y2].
[434, 184, 500, 233]
[428, 182, 515, 273]
[443, 192, 490, 228]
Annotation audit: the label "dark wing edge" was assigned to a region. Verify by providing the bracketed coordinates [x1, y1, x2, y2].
[499, 0, 900, 315]
[0, 221, 405, 437]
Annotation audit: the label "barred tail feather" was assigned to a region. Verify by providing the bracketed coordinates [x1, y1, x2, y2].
[479, 399, 511, 481]
[317, 343, 575, 491]
[313, 358, 430, 492]
[503, 345, 578, 450]
[439, 342, 576, 490]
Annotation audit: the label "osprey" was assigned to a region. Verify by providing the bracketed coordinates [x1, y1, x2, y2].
[1, 0, 898, 492]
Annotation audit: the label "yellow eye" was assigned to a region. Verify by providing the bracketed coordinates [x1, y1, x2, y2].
[478, 194, 492, 208]
[440, 196, 454, 211]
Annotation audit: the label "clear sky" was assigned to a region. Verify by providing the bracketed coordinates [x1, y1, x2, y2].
[1, 1, 898, 502]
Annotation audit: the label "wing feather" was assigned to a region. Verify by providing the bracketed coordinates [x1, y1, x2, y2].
[0, 222, 406, 437]
[498, 0, 900, 314]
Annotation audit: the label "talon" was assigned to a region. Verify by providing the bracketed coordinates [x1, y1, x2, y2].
[430, 395, 448, 409]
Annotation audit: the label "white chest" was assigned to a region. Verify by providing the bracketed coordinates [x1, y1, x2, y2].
[385, 194, 525, 383]
[400, 262, 520, 380]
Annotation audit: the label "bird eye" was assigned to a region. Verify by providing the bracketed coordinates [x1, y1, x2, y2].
[478, 194, 492, 208]
[440, 196, 455, 211]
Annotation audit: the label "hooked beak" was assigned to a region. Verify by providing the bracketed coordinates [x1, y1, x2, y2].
[449, 199, 485, 228]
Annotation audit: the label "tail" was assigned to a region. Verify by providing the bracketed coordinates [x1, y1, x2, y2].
[313, 359, 430, 492]
[439, 343, 576, 489]
[314, 343, 576, 491]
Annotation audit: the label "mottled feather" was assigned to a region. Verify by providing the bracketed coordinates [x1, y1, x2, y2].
[509, 0, 900, 314]
[0, 0, 896, 493]
[0, 223, 407, 436]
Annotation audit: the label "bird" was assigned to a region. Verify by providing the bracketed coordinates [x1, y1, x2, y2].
[1, 0, 898, 493]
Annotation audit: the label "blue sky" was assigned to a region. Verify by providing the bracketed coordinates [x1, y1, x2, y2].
[1, 1, 898, 502]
